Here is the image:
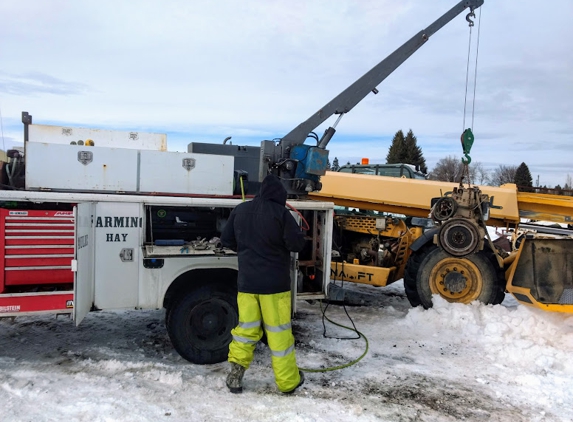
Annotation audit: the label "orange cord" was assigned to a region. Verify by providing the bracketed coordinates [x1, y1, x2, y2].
[286, 202, 310, 231]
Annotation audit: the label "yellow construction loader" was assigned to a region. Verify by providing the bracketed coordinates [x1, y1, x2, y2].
[310, 171, 573, 314]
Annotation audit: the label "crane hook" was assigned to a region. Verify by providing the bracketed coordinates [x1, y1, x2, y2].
[466, 10, 476, 27]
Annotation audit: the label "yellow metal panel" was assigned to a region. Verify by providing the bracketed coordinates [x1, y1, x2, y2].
[330, 261, 394, 287]
[517, 192, 573, 224]
[505, 238, 573, 314]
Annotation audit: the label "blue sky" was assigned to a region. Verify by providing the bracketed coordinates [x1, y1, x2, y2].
[1, 0, 572, 187]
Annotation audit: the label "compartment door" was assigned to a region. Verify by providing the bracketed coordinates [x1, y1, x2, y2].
[93, 202, 141, 309]
[74, 203, 96, 325]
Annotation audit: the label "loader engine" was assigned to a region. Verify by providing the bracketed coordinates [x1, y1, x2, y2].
[431, 185, 490, 257]
[332, 211, 414, 270]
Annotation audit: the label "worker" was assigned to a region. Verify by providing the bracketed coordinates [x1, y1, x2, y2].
[221, 173, 306, 394]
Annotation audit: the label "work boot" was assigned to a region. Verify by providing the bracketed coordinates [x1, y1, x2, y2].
[283, 371, 305, 395]
[226, 362, 246, 394]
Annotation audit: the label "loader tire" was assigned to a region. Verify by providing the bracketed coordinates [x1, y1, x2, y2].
[408, 244, 504, 308]
[166, 283, 238, 364]
[404, 245, 435, 307]
[484, 248, 506, 305]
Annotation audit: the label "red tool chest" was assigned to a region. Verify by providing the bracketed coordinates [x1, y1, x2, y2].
[0, 208, 75, 293]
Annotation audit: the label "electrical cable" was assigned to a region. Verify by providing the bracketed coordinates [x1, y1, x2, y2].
[285, 202, 310, 231]
[298, 262, 369, 373]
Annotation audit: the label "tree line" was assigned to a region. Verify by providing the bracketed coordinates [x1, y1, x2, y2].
[330, 129, 572, 195]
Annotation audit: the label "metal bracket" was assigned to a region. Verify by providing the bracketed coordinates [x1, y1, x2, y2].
[119, 248, 134, 262]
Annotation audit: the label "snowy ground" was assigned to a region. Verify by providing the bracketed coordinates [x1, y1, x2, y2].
[1, 281, 573, 422]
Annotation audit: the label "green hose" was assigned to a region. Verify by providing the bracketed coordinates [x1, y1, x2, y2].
[299, 300, 369, 373]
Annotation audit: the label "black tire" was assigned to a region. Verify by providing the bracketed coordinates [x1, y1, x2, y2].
[483, 249, 506, 305]
[407, 244, 505, 309]
[166, 283, 238, 364]
[404, 245, 435, 307]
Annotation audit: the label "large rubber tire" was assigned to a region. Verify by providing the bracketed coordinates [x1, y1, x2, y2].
[166, 283, 238, 364]
[405, 244, 505, 309]
[484, 249, 506, 305]
[404, 245, 434, 307]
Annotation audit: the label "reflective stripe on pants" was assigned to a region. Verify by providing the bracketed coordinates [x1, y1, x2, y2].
[228, 291, 301, 392]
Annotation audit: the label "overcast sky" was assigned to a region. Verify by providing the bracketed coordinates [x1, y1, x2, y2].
[1, 0, 572, 187]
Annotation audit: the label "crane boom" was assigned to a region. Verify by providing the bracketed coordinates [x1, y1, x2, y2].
[280, 0, 485, 150]
[263, 0, 485, 196]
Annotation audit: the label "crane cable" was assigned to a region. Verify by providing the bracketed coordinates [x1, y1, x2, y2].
[461, 6, 482, 179]
[462, 7, 482, 133]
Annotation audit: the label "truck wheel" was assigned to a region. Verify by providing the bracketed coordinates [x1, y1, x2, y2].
[166, 283, 238, 364]
[408, 245, 504, 308]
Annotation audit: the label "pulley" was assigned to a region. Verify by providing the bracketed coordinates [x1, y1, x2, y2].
[432, 197, 458, 222]
[437, 218, 481, 257]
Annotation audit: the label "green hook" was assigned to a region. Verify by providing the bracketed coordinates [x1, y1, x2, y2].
[460, 128, 474, 165]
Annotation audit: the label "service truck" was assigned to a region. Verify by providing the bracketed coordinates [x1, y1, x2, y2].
[0, 119, 334, 364]
[1, 0, 487, 363]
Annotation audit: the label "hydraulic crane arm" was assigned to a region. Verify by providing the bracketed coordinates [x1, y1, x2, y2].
[280, 0, 485, 150]
[263, 0, 484, 196]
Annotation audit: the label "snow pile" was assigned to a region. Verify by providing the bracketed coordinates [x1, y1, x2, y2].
[2, 282, 573, 421]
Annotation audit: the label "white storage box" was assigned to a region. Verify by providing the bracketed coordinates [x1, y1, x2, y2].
[139, 151, 234, 195]
[29, 124, 167, 151]
[25, 143, 235, 195]
[25, 142, 139, 192]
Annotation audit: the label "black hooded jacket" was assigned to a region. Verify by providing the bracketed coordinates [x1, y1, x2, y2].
[221, 174, 306, 294]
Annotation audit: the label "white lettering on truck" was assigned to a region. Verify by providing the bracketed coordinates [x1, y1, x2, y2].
[0, 305, 21, 313]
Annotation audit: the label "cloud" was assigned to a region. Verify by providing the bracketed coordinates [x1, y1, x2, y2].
[0, 71, 89, 96]
[0, 0, 571, 189]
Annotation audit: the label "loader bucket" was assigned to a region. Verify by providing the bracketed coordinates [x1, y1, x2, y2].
[507, 237, 573, 313]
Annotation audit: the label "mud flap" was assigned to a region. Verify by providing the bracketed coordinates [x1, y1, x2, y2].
[509, 238, 573, 306]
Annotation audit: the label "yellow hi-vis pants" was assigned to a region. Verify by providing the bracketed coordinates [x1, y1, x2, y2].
[228, 291, 301, 393]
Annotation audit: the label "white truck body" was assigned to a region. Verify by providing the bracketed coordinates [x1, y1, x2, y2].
[2, 121, 334, 364]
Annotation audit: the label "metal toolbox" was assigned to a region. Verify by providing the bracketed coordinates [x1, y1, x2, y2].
[26, 142, 139, 192]
[25, 143, 234, 195]
[139, 150, 234, 195]
[0, 209, 74, 292]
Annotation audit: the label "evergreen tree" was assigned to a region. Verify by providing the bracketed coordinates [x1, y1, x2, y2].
[403, 129, 427, 174]
[386, 129, 427, 174]
[386, 130, 405, 164]
[514, 162, 533, 191]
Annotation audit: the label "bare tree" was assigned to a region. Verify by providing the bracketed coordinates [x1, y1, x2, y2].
[429, 156, 489, 185]
[563, 174, 573, 196]
[490, 165, 518, 186]
[471, 162, 490, 185]
[428, 156, 463, 182]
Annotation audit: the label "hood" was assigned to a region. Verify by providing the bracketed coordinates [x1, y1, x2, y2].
[259, 174, 287, 206]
